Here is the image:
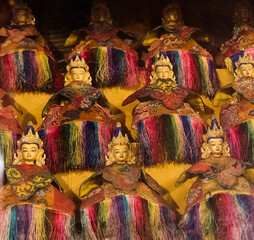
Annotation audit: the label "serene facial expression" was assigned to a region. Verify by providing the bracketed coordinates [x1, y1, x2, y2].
[239, 63, 254, 77]
[71, 68, 87, 81]
[112, 144, 129, 163]
[208, 138, 224, 156]
[156, 66, 171, 79]
[21, 144, 39, 162]
[16, 10, 29, 25]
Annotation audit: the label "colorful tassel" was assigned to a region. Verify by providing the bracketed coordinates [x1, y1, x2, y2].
[81, 195, 177, 240]
[0, 130, 20, 167]
[0, 50, 63, 92]
[180, 193, 254, 240]
[0, 205, 75, 240]
[226, 120, 254, 164]
[79, 47, 143, 89]
[146, 50, 220, 98]
[136, 115, 205, 165]
[38, 121, 114, 173]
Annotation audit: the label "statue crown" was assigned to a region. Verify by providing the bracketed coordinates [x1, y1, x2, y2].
[17, 121, 43, 149]
[154, 54, 173, 70]
[203, 117, 224, 143]
[234, 52, 254, 80]
[236, 52, 254, 68]
[109, 122, 129, 147]
[68, 55, 89, 71]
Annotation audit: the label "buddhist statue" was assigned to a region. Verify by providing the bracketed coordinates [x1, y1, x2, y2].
[122, 54, 211, 165]
[214, 52, 254, 164]
[220, 0, 254, 73]
[65, 1, 144, 89]
[79, 122, 179, 239]
[143, 2, 220, 97]
[176, 118, 254, 240]
[38, 55, 115, 173]
[0, 123, 76, 239]
[0, 2, 63, 92]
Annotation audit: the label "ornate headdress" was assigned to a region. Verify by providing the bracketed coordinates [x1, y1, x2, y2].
[89, 1, 112, 25]
[106, 122, 135, 166]
[234, 52, 254, 80]
[14, 122, 45, 166]
[65, 54, 92, 85]
[150, 54, 175, 83]
[201, 117, 230, 158]
[17, 121, 43, 149]
[12, 2, 35, 25]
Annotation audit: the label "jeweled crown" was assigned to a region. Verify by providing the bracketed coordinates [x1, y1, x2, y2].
[17, 121, 43, 149]
[235, 52, 254, 68]
[203, 117, 224, 143]
[67, 55, 89, 72]
[154, 54, 173, 70]
[108, 122, 129, 147]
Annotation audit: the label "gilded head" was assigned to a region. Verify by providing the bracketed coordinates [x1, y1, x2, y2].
[201, 118, 230, 158]
[150, 54, 175, 83]
[106, 123, 135, 166]
[12, 3, 35, 26]
[162, 3, 182, 27]
[14, 122, 45, 166]
[234, 52, 254, 80]
[65, 55, 92, 85]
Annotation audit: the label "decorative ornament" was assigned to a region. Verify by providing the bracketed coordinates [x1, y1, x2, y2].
[17, 121, 43, 149]
[234, 52, 254, 80]
[150, 53, 175, 83]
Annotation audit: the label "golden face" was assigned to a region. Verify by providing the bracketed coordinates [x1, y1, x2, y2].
[71, 68, 88, 82]
[112, 144, 129, 164]
[16, 10, 29, 25]
[208, 138, 224, 157]
[163, 8, 181, 24]
[156, 66, 171, 79]
[21, 143, 39, 163]
[239, 63, 254, 78]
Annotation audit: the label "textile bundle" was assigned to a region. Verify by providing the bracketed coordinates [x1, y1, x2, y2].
[38, 121, 114, 173]
[81, 195, 177, 240]
[79, 47, 143, 89]
[136, 114, 205, 165]
[225, 48, 254, 74]
[179, 193, 254, 240]
[0, 130, 20, 166]
[146, 50, 220, 98]
[0, 204, 75, 240]
[226, 119, 254, 164]
[0, 50, 63, 92]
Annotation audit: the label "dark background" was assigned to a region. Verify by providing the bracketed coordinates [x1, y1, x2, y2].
[1, 0, 253, 65]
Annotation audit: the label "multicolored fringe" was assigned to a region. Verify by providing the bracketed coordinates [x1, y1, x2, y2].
[226, 120, 254, 164]
[0, 130, 20, 166]
[146, 50, 220, 98]
[225, 48, 254, 74]
[79, 47, 142, 89]
[136, 115, 205, 165]
[0, 50, 63, 92]
[0, 205, 75, 240]
[38, 121, 114, 173]
[81, 195, 177, 240]
[179, 193, 254, 240]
